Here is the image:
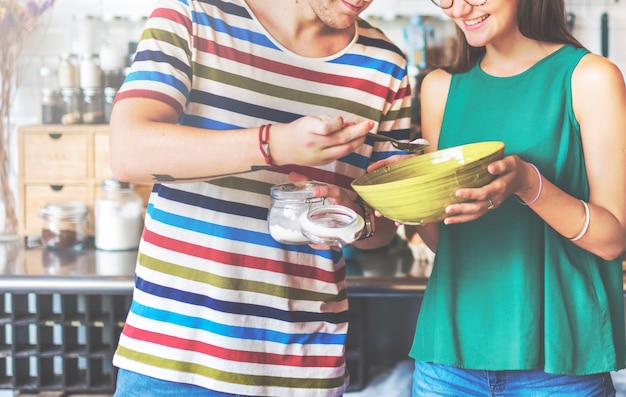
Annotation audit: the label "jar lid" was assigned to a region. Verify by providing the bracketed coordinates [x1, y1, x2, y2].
[270, 181, 328, 201]
[41, 201, 88, 219]
[102, 178, 132, 190]
[39, 66, 56, 77]
[82, 87, 103, 95]
[299, 205, 365, 246]
[61, 87, 80, 95]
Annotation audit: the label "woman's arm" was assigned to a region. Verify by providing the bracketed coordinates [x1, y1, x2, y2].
[408, 68, 453, 252]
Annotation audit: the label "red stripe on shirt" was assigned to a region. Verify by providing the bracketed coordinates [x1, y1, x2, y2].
[123, 323, 343, 367]
[142, 229, 345, 284]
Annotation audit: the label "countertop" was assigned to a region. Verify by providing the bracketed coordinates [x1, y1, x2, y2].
[2, 239, 624, 297]
[0, 239, 429, 297]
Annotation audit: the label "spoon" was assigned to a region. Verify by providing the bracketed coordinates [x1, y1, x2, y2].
[367, 132, 430, 153]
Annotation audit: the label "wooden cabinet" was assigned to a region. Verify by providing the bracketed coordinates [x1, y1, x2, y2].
[18, 125, 150, 237]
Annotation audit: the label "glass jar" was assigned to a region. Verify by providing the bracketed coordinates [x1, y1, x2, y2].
[100, 15, 126, 68]
[72, 14, 101, 54]
[103, 87, 117, 123]
[40, 201, 89, 250]
[82, 87, 104, 124]
[60, 87, 82, 125]
[38, 66, 58, 91]
[79, 53, 102, 89]
[40, 88, 62, 124]
[94, 179, 144, 251]
[299, 205, 364, 246]
[58, 53, 78, 89]
[268, 182, 327, 244]
[102, 69, 125, 90]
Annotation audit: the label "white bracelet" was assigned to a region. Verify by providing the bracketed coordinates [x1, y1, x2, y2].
[570, 200, 590, 242]
[516, 163, 542, 205]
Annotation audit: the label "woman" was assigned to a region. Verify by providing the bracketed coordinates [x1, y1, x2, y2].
[393, 0, 626, 395]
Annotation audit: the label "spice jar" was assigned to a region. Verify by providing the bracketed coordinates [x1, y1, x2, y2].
[58, 53, 78, 89]
[79, 53, 102, 89]
[72, 14, 101, 55]
[94, 179, 144, 251]
[268, 182, 328, 244]
[104, 87, 117, 122]
[38, 66, 58, 91]
[40, 88, 62, 124]
[60, 87, 82, 125]
[40, 201, 89, 250]
[82, 87, 104, 124]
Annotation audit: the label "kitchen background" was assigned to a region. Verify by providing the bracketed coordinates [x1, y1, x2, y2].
[3, 0, 625, 195]
[8, 0, 626, 129]
[1, 0, 626, 396]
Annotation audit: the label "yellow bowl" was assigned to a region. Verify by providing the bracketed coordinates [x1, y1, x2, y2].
[351, 141, 505, 224]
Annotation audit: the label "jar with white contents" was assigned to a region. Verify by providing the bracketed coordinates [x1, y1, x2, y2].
[299, 205, 364, 246]
[94, 179, 144, 251]
[268, 182, 365, 246]
[268, 182, 327, 244]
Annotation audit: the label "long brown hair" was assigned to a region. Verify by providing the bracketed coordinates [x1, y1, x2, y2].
[442, 0, 584, 74]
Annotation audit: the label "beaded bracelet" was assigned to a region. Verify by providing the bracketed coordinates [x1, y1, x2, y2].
[258, 124, 272, 165]
[570, 200, 590, 242]
[516, 163, 542, 206]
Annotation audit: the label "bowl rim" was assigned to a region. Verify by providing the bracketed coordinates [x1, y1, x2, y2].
[352, 141, 505, 189]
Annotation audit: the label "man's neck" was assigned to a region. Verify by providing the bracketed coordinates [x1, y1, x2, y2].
[245, 0, 356, 58]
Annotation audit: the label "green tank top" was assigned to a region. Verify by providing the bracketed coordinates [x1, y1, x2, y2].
[409, 45, 625, 375]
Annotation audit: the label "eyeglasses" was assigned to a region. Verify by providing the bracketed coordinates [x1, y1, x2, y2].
[430, 0, 488, 9]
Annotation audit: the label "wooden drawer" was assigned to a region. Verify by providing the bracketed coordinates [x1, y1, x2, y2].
[22, 184, 92, 236]
[22, 132, 90, 181]
[17, 124, 150, 237]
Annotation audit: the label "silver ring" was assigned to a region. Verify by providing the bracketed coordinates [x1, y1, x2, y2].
[487, 198, 494, 210]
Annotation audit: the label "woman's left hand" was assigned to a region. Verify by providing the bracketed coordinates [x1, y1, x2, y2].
[442, 155, 531, 225]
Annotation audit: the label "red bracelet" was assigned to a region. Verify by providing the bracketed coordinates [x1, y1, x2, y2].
[258, 124, 272, 165]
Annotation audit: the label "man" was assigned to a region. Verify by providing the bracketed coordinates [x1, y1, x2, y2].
[109, 0, 412, 395]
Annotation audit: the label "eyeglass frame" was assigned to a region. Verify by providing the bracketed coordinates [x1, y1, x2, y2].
[430, 0, 488, 9]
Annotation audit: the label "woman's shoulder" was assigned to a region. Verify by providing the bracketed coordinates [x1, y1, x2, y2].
[576, 52, 622, 76]
[573, 52, 625, 94]
[421, 68, 452, 95]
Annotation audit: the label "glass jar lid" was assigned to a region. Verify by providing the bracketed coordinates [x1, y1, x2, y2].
[270, 181, 328, 202]
[299, 205, 365, 246]
[102, 178, 132, 190]
[41, 201, 88, 220]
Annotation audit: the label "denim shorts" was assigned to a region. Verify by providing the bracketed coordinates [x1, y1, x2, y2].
[113, 368, 248, 397]
[412, 360, 616, 397]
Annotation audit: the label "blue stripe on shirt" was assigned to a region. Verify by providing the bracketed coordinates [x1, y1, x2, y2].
[132, 280, 349, 336]
[126, 70, 190, 98]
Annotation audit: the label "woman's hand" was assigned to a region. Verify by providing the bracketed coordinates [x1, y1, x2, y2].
[442, 155, 533, 225]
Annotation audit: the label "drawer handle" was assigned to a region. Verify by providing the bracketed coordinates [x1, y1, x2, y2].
[48, 133, 62, 140]
[50, 185, 64, 191]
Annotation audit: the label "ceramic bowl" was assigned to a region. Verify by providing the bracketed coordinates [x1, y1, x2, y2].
[351, 141, 505, 224]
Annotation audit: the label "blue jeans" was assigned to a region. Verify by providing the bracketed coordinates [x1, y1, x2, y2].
[413, 360, 616, 397]
[114, 368, 249, 397]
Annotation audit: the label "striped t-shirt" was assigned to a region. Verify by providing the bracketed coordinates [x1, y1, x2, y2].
[112, 0, 412, 395]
